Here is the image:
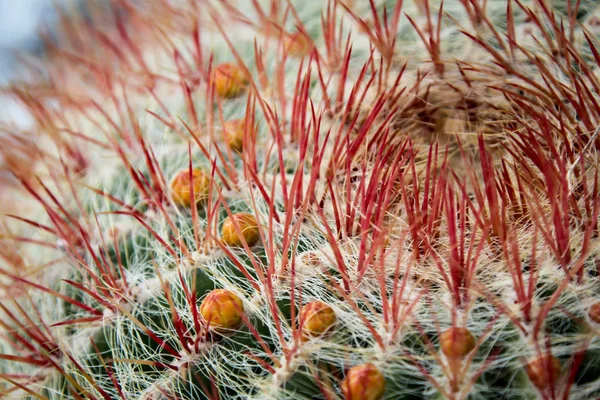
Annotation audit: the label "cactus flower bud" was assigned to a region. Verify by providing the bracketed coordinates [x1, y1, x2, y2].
[341, 363, 386, 400]
[440, 327, 476, 359]
[588, 302, 600, 323]
[199, 289, 244, 332]
[524, 355, 561, 391]
[222, 119, 245, 152]
[283, 32, 313, 57]
[212, 63, 249, 98]
[170, 168, 211, 207]
[301, 252, 323, 268]
[299, 300, 336, 340]
[221, 213, 260, 247]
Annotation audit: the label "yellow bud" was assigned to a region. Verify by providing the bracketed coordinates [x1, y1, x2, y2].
[213, 63, 249, 99]
[170, 168, 211, 207]
[589, 302, 600, 323]
[222, 119, 245, 152]
[283, 32, 313, 57]
[524, 355, 561, 391]
[299, 301, 337, 340]
[199, 289, 244, 332]
[341, 363, 386, 400]
[440, 327, 476, 359]
[221, 213, 260, 247]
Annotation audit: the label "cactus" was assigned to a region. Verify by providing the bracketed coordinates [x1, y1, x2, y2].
[0, 0, 600, 399]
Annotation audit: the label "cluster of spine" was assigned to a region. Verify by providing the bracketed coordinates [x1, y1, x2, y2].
[1, 0, 600, 399]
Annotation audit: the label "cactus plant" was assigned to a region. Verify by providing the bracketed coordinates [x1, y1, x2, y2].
[1, 0, 600, 399]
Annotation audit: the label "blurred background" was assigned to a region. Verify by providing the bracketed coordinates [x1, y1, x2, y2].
[0, 0, 59, 84]
[0, 0, 61, 126]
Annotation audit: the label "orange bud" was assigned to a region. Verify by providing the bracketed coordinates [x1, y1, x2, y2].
[301, 252, 323, 268]
[222, 119, 246, 152]
[170, 168, 211, 207]
[199, 289, 244, 332]
[221, 213, 260, 247]
[299, 301, 336, 340]
[524, 355, 561, 391]
[440, 327, 476, 359]
[212, 63, 249, 98]
[341, 363, 386, 400]
[589, 302, 600, 323]
[283, 32, 313, 57]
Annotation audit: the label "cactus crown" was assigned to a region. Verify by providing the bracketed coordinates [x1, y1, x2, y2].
[1, 1, 600, 399]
